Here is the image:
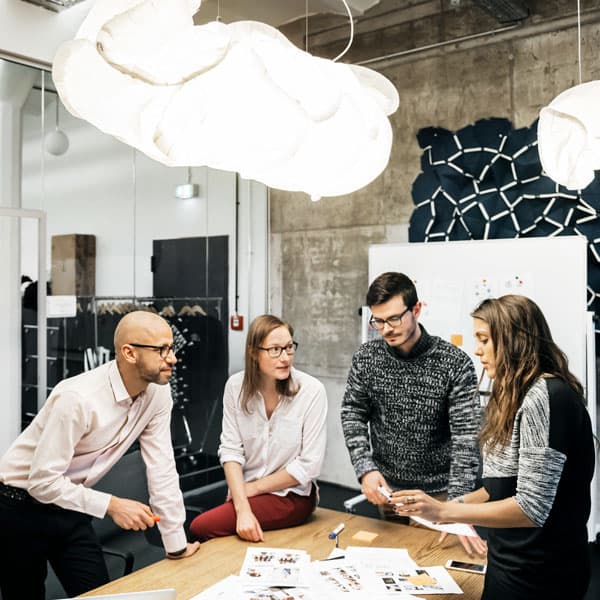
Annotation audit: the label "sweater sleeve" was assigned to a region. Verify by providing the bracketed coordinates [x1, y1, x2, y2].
[341, 349, 378, 482]
[514, 382, 566, 527]
[447, 353, 481, 498]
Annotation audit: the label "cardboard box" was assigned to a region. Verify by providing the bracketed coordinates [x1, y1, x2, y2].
[51, 234, 96, 296]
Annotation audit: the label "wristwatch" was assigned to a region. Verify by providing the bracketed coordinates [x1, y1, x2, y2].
[167, 547, 186, 557]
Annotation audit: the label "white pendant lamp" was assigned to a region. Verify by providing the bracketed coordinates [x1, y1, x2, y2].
[52, 0, 399, 199]
[537, 0, 600, 190]
[45, 97, 70, 156]
[538, 81, 600, 190]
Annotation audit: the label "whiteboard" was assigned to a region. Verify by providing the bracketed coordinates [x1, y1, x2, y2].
[369, 237, 588, 395]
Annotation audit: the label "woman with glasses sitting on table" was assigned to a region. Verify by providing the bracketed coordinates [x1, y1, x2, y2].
[190, 314, 327, 542]
[391, 295, 595, 600]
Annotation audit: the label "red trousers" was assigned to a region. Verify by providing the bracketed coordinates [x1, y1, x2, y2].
[189, 487, 316, 542]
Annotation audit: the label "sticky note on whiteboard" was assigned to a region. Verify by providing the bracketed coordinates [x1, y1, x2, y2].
[450, 334, 463, 346]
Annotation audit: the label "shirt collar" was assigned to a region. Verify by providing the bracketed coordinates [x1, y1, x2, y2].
[108, 360, 134, 406]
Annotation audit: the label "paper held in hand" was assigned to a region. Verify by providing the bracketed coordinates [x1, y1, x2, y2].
[410, 515, 477, 537]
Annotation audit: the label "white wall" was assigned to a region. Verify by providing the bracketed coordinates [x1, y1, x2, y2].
[21, 94, 268, 375]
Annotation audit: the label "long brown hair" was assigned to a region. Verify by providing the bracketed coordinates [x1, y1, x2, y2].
[472, 294, 583, 451]
[239, 314, 299, 413]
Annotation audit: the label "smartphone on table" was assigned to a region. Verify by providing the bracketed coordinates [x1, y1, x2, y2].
[445, 559, 486, 574]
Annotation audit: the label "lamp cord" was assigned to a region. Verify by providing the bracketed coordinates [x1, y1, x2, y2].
[333, 0, 354, 62]
[577, 0, 582, 84]
[306, 0, 309, 52]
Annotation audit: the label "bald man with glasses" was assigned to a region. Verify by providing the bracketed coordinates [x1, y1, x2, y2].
[0, 311, 199, 600]
[341, 272, 485, 556]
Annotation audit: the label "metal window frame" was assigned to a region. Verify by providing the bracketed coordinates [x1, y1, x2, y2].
[0, 207, 47, 411]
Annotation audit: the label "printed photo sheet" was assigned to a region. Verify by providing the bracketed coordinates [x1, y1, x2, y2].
[240, 547, 311, 588]
[310, 560, 421, 600]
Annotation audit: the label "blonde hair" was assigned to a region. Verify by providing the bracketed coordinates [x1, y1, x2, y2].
[239, 314, 299, 412]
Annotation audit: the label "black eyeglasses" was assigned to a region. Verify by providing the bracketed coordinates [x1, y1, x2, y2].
[257, 341, 298, 358]
[129, 343, 176, 358]
[369, 306, 413, 330]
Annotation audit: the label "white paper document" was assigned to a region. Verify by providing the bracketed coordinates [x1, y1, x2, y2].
[189, 575, 316, 600]
[344, 546, 418, 571]
[188, 575, 237, 600]
[410, 515, 477, 537]
[239, 547, 310, 588]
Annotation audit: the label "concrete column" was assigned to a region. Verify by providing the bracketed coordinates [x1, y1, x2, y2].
[0, 60, 36, 453]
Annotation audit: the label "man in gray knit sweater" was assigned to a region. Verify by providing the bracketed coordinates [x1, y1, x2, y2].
[342, 272, 481, 519]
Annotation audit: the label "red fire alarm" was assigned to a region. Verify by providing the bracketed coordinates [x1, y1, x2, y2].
[230, 314, 244, 331]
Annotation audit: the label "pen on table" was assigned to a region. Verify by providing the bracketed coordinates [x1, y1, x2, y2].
[328, 523, 345, 539]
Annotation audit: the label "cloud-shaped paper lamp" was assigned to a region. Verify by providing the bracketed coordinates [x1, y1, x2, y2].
[53, 0, 399, 199]
[538, 81, 600, 190]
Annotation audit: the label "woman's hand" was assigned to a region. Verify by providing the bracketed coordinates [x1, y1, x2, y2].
[236, 506, 264, 542]
[438, 529, 487, 557]
[392, 489, 487, 557]
[391, 489, 446, 522]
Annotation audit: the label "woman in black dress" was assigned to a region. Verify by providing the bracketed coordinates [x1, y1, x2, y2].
[391, 294, 595, 600]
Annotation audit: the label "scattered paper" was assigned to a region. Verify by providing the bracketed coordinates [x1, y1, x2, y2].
[411, 515, 477, 537]
[191, 545, 461, 599]
[326, 547, 346, 560]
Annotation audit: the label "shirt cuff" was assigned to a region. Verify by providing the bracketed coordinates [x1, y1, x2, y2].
[161, 529, 188, 554]
[285, 462, 310, 487]
[86, 489, 112, 519]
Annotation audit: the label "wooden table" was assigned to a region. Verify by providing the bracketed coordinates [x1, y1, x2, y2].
[82, 508, 485, 599]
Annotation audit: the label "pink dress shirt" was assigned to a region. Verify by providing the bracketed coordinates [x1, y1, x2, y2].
[0, 360, 187, 553]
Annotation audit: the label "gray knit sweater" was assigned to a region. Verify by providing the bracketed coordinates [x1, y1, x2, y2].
[341, 325, 480, 497]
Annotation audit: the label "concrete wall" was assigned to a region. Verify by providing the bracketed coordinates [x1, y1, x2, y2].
[272, 1, 600, 488]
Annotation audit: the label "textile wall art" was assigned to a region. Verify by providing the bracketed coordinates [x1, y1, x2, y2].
[409, 117, 600, 316]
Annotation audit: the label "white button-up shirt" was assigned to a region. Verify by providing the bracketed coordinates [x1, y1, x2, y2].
[0, 360, 187, 553]
[218, 368, 327, 496]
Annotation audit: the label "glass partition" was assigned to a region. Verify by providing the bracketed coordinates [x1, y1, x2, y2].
[3, 55, 268, 491]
